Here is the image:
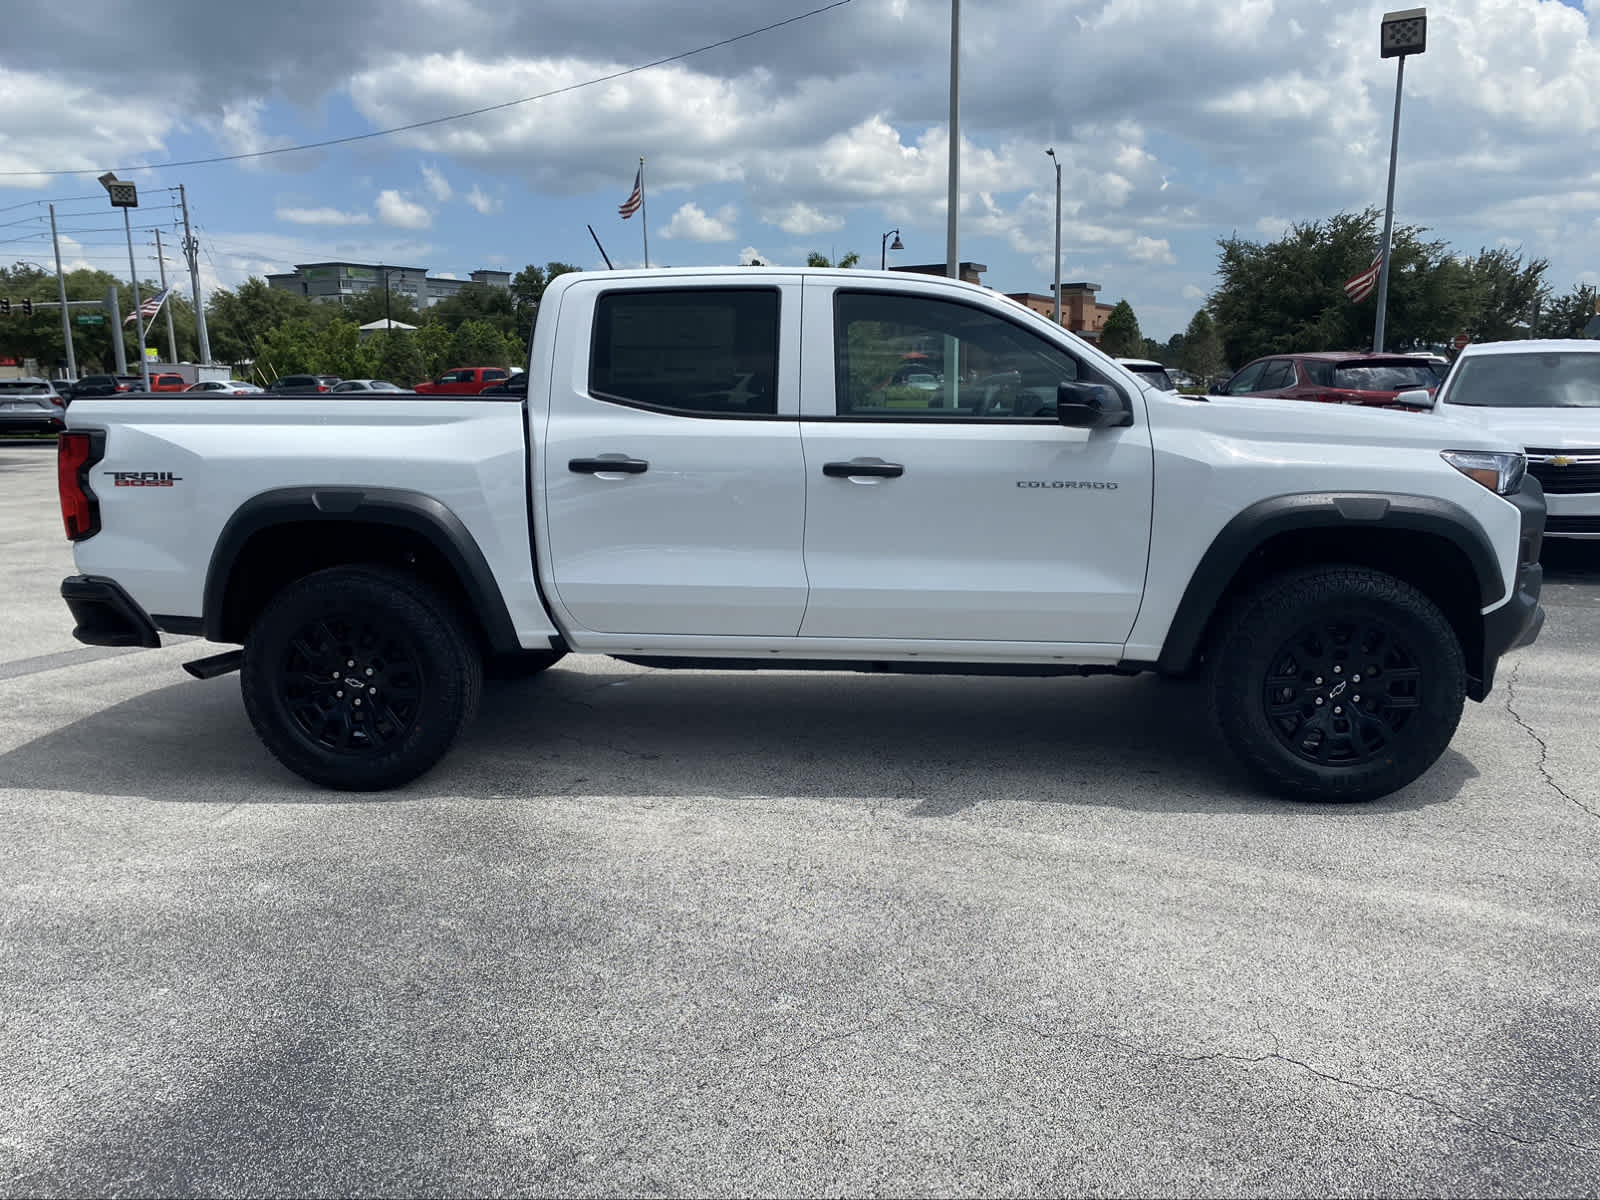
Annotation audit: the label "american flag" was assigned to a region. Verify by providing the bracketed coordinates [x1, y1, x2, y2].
[1343, 253, 1383, 304]
[618, 168, 642, 219]
[123, 285, 175, 325]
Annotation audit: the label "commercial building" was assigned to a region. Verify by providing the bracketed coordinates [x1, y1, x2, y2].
[1004, 283, 1114, 343]
[266, 262, 512, 308]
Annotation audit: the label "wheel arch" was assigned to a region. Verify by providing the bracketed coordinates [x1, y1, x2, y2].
[203, 487, 520, 654]
[1156, 493, 1502, 684]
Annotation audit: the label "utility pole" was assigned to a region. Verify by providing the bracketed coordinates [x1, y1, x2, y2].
[49, 204, 77, 380]
[155, 229, 178, 364]
[105, 286, 128, 375]
[179, 185, 212, 364]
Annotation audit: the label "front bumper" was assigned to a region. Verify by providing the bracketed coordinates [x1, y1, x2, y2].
[60, 575, 161, 648]
[1470, 477, 1546, 700]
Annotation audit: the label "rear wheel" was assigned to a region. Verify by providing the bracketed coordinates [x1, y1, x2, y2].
[241, 566, 481, 790]
[1209, 566, 1465, 802]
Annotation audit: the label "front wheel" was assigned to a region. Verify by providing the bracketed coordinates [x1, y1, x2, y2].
[241, 566, 482, 791]
[1209, 566, 1466, 802]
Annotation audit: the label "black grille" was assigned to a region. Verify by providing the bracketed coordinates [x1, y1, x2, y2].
[1526, 449, 1600, 495]
[1546, 516, 1600, 535]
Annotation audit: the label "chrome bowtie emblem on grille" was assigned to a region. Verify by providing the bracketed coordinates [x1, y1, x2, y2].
[1549, 456, 1575, 467]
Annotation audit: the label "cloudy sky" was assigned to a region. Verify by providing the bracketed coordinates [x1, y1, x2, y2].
[1, 0, 1595, 339]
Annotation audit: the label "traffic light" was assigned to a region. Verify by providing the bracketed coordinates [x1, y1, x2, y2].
[21, 298, 32, 316]
[0, 299, 9, 316]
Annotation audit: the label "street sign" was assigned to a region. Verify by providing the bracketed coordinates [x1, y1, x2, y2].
[1452, 333, 1471, 351]
[76, 313, 105, 326]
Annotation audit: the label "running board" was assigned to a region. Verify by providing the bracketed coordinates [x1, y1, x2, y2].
[183, 649, 244, 680]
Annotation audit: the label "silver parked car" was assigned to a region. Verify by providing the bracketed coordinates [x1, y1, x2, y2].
[0, 378, 67, 433]
[330, 379, 414, 393]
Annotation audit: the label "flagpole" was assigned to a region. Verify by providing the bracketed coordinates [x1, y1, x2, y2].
[123, 206, 151, 392]
[155, 229, 178, 365]
[639, 157, 649, 269]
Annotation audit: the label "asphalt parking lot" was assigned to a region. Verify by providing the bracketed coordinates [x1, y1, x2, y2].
[2, 441, 1598, 1197]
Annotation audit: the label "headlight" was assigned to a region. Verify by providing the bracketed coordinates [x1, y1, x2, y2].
[1440, 449, 1526, 496]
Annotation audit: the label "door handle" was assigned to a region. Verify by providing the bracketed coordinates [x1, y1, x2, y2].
[569, 457, 649, 475]
[822, 460, 904, 479]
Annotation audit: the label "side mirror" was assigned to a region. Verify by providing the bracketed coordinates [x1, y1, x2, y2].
[1393, 387, 1436, 410]
[1056, 380, 1133, 428]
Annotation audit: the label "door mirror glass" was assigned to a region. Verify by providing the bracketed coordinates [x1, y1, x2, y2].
[1056, 380, 1132, 428]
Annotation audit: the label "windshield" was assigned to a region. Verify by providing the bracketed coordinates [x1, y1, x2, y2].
[1445, 353, 1600, 408]
[1322, 364, 1438, 391]
[1126, 364, 1174, 390]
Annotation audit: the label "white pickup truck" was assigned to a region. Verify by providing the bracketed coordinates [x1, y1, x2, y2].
[56, 267, 1546, 801]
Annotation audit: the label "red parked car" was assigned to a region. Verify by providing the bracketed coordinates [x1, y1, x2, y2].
[412, 366, 512, 395]
[147, 371, 188, 393]
[1218, 352, 1442, 409]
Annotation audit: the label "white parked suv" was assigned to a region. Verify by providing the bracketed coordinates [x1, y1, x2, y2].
[56, 268, 1545, 800]
[1423, 340, 1600, 540]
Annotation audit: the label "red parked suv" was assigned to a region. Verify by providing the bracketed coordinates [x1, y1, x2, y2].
[147, 372, 188, 392]
[413, 366, 511, 395]
[1219, 352, 1442, 409]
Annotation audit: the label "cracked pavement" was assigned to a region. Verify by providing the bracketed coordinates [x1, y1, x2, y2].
[2, 446, 1599, 1196]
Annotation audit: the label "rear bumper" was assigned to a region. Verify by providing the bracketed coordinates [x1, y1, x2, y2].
[1470, 478, 1546, 701]
[60, 575, 160, 648]
[0, 413, 63, 433]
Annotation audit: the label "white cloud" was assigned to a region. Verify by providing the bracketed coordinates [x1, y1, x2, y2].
[208, 99, 299, 171]
[764, 203, 843, 236]
[275, 206, 372, 226]
[661, 202, 738, 242]
[739, 246, 770, 266]
[376, 190, 432, 229]
[421, 163, 452, 202]
[465, 184, 500, 214]
[1182, 284, 1206, 300]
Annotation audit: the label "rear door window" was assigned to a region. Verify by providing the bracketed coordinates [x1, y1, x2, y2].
[1225, 362, 1267, 394]
[1256, 359, 1296, 390]
[589, 288, 780, 417]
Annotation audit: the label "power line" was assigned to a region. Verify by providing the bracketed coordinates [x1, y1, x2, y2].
[0, 0, 856, 178]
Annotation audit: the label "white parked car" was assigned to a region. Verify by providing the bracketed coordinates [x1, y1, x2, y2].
[1116, 358, 1178, 391]
[185, 380, 264, 395]
[1424, 340, 1600, 541]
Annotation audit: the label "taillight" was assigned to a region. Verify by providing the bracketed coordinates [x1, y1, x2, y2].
[57, 431, 103, 541]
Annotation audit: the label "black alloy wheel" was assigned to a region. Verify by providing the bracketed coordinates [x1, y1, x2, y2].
[242, 566, 481, 790]
[1209, 566, 1465, 802]
[277, 615, 425, 754]
[1261, 618, 1421, 767]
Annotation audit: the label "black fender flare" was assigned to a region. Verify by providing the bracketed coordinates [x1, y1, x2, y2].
[1155, 492, 1504, 674]
[202, 486, 521, 652]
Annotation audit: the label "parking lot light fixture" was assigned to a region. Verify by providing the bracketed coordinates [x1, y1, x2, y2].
[1373, 7, 1426, 354]
[880, 229, 903, 271]
[1046, 148, 1062, 324]
[98, 172, 151, 392]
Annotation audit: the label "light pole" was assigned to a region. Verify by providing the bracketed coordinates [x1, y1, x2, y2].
[880, 228, 904, 271]
[946, 0, 960, 280]
[1045, 148, 1062, 324]
[1372, 7, 1426, 353]
[98, 172, 150, 391]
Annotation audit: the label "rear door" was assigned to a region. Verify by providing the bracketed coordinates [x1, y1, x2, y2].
[795, 279, 1154, 645]
[539, 276, 809, 637]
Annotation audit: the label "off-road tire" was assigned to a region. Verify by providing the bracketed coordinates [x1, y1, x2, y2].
[1208, 566, 1465, 802]
[241, 566, 482, 790]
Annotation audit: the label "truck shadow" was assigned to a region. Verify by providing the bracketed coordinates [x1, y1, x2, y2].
[1540, 540, 1600, 583]
[0, 662, 1473, 816]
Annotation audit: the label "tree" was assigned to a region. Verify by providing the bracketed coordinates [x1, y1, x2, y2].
[449, 319, 510, 368]
[1179, 309, 1225, 380]
[1536, 283, 1600, 339]
[428, 282, 518, 336]
[254, 318, 322, 381]
[315, 319, 368, 379]
[1100, 299, 1143, 357]
[342, 286, 421, 329]
[806, 251, 860, 268]
[366, 330, 424, 386]
[509, 262, 580, 330]
[207, 278, 324, 366]
[1207, 209, 1551, 364]
[415, 322, 453, 379]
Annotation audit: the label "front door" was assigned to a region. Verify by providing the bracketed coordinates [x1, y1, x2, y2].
[540, 277, 809, 637]
[796, 282, 1154, 645]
